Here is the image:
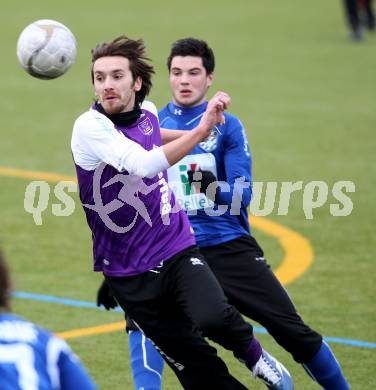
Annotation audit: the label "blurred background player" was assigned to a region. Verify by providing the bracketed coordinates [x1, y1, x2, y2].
[342, 0, 375, 40]
[78, 36, 293, 389]
[359, 0, 375, 30]
[100, 37, 350, 390]
[0, 251, 97, 390]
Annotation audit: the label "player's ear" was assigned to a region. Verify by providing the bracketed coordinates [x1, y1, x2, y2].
[133, 76, 142, 92]
[207, 73, 214, 87]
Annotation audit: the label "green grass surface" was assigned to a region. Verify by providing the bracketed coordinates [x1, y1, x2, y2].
[1, 0, 375, 388]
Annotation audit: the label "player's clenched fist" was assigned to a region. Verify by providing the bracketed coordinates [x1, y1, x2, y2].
[198, 91, 231, 140]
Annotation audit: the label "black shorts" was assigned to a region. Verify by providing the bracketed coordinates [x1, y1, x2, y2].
[106, 246, 253, 390]
[200, 235, 322, 363]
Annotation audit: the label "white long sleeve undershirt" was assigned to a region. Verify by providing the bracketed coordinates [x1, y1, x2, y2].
[71, 106, 170, 178]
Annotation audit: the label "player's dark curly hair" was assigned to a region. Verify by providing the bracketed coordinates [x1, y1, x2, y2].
[167, 38, 215, 74]
[91, 35, 154, 105]
[0, 251, 11, 311]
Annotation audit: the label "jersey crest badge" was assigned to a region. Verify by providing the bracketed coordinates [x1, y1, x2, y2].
[199, 128, 218, 152]
[138, 117, 153, 135]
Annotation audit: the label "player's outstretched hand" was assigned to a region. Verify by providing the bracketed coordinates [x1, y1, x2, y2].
[198, 91, 230, 140]
[96, 279, 118, 310]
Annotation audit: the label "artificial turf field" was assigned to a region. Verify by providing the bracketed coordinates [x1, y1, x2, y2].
[1, 0, 375, 388]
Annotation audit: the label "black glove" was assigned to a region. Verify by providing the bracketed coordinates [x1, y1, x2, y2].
[187, 169, 217, 199]
[96, 279, 118, 310]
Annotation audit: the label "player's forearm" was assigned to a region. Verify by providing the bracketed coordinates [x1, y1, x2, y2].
[117, 145, 169, 178]
[160, 128, 187, 144]
[118, 127, 205, 177]
[162, 125, 208, 165]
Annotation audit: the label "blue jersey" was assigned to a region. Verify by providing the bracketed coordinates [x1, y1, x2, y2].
[160, 101, 252, 247]
[0, 313, 97, 390]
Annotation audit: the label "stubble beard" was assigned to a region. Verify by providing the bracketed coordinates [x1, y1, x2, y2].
[102, 90, 134, 114]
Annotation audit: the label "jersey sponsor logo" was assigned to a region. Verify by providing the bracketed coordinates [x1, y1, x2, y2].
[199, 128, 218, 152]
[138, 117, 153, 135]
[158, 171, 172, 216]
[176, 162, 212, 211]
[167, 154, 217, 212]
[179, 163, 200, 196]
[190, 257, 204, 266]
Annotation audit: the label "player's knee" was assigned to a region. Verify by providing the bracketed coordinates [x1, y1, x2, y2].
[267, 323, 322, 363]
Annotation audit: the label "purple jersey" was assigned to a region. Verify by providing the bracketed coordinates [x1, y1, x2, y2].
[72, 101, 195, 276]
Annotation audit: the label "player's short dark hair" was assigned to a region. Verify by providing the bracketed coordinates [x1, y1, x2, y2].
[0, 251, 11, 311]
[167, 38, 215, 74]
[91, 35, 155, 104]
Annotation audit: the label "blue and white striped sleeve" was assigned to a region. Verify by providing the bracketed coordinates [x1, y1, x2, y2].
[48, 336, 97, 390]
[216, 117, 252, 207]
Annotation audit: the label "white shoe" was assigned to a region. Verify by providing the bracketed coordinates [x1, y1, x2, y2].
[252, 349, 294, 389]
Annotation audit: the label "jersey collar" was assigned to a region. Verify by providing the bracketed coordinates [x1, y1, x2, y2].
[167, 101, 208, 118]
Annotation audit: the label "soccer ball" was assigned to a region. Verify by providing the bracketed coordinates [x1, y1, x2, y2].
[16, 19, 77, 80]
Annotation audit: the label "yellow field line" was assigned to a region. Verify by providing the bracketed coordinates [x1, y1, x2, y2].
[56, 321, 126, 340]
[250, 215, 314, 285]
[0, 166, 76, 183]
